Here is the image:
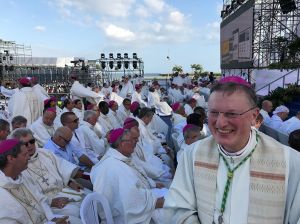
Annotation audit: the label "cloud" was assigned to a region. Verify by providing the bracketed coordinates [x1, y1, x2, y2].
[144, 0, 165, 13]
[51, 0, 195, 46]
[52, 0, 135, 18]
[103, 24, 136, 41]
[135, 5, 150, 18]
[205, 21, 220, 41]
[34, 26, 46, 32]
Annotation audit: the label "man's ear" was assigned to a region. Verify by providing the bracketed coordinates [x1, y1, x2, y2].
[251, 108, 260, 123]
[6, 154, 15, 164]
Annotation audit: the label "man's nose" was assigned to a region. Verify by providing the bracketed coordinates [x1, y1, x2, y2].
[215, 112, 228, 127]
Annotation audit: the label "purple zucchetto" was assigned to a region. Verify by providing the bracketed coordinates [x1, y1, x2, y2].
[18, 77, 31, 86]
[130, 101, 140, 113]
[183, 124, 195, 133]
[108, 100, 117, 108]
[172, 102, 181, 112]
[108, 128, 125, 144]
[219, 76, 251, 87]
[0, 139, 20, 154]
[123, 118, 139, 130]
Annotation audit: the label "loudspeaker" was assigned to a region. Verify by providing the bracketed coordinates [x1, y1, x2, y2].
[279, 0, 297, 14]
[124, 61, 129, 69]
[101, 61, 106, 69]
[133, 61, 137, 69]
[117, 61, 122, 69]
[109, 61, 114, 69]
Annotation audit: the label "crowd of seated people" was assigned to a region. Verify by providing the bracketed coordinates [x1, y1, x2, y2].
[0, 73, 299, 223]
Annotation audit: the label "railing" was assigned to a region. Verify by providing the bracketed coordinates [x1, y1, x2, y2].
[256, 69, 300, 94]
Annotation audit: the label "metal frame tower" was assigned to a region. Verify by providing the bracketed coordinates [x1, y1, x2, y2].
[221, 0, 300, 70]
[252, 0, 300, 68]
[0, 39, 32, 81]
[97, 53, 144, 84]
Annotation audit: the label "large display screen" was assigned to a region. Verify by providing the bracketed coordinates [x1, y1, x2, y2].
[221, 0, 255, 69]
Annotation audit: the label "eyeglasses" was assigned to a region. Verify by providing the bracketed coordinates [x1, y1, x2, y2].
[60, 135, 71, 143]
[121, 139, 134, 143]
[22, 139, 36, 147]
[208, 106, 257, 119]
[68, 118, 79, 123]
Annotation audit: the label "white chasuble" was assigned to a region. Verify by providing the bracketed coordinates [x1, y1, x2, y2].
[164, 130, 290, 224]
[0, 170, 54, 224]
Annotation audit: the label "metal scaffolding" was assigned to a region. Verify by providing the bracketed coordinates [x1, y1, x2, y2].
[0, 39, 33, 81]
[0, 39, 145, 87]
[221, 0, 300, 69]
[252, 0, 300, 68]
[96, 53, 144, 84]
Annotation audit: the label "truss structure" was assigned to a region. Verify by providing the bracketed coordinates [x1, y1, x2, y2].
[253, 0, 300, 68]
[0, 39, 145, 87]
[222, 0, 300, 69]
[0, 39, 32, 81]
[96, 56, 144, 84]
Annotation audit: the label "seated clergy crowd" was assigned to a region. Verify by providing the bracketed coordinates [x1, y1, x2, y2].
[0, 74, 300, 223]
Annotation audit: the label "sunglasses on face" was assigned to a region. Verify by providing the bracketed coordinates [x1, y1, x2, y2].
[60, 135, 71, 143]
[22, 139, 36, 147]
[68, 118, 79, 123]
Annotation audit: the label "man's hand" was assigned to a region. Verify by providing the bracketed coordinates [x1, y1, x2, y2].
[163, 145, 171, 154]
[51, 216, 69, 224]
[73, 170, 84, 179]
[79, 155, 94, 168]
[68, 180, 82, 192]
[155, 197, 165, 209]
[51, 197, 70, 209]
[156, 183, 165, 189]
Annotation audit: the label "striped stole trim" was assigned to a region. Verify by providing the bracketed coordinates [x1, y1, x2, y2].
[192, 132, 287, 224]
[248, 133, 286, 224]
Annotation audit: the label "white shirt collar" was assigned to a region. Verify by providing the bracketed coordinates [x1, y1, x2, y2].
[218, 129, 257, 166]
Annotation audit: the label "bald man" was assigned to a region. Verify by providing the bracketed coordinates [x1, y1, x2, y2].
[44, 127, 93, 169]
[260, 100, 273, 124]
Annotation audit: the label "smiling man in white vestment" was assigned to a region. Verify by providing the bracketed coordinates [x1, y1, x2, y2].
[163, 76, 300, 224]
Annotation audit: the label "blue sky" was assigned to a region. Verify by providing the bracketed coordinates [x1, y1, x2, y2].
[0, 0, 223, 73]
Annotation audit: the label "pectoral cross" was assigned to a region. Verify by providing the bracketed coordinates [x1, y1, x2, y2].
[42, 176, 49, 186]
[218, 215, 224, 224]
[212, 215, 224, 224]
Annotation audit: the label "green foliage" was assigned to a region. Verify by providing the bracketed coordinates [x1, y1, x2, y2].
[172, 65, 183, 73]
[191, 64, 204, 80]
[269, 62, 300, 70]
[288, 37, 300, 61]
[268, 37, 300, 69]
[191, 64, 203, 73]
[263, 83, 300, 108]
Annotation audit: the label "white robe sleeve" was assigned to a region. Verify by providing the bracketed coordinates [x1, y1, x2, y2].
[92, 159, 157, 223]
[163, 144, 201, 224]
[45, 150, 79, 186]
[81, 126, 106, 157]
